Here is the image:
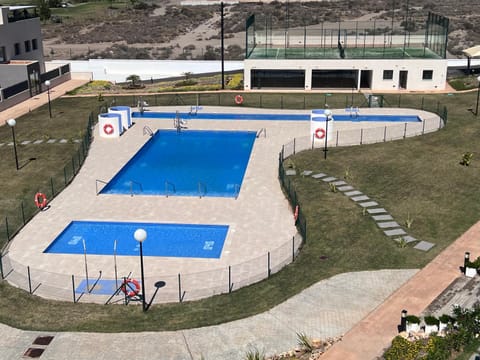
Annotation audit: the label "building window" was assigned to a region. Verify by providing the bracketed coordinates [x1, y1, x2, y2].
[383, 70, 393, 80]
[24, 40, 31, 52]
[14, 43, 20, 55]
[0, 47, 6, 62]
[423, 70, 433, 80]
[32, 39, 38, 50]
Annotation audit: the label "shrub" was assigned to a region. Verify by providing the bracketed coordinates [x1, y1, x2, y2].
[424, 315, 439, 326]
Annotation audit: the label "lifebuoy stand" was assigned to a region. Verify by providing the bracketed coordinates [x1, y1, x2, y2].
[310, 109, 334, 147]
[98, 113, 122, 138]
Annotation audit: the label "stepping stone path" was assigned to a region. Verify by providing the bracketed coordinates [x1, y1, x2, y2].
[351, 195, 369, 202]
[296, 169, 435, 251]
[0, 138, 79, 147]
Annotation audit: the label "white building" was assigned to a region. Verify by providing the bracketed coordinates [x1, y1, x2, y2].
[243, 12, 450, 92]
[0, 5, 70, 110]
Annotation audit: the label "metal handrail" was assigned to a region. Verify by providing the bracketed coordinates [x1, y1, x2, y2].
[95, 179, 108, 195]
[143, 126, 153, 136]
[234, 184, 241, 199]
[256, 128, 266, 138]
[129, 180, 143, 197]
[198, 182, 207, 198]
[165, 181, 176, 197]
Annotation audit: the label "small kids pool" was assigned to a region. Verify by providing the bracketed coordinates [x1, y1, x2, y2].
[44, 221, 229, 258]
[133, 111, 421, 122]
[101, 129, 256, 197]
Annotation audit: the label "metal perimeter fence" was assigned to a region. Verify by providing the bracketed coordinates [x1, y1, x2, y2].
[0, 93, 446, 305]
[0, 112, 96, 249]
[0, 232, 302, 304]
[102, 92, 447, 125]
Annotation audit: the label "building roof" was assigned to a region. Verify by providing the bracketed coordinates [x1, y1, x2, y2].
[6, 6, 36, 10]
[463, 45, 480, 58]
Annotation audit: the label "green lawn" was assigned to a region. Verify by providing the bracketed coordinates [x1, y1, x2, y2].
[0, 91, 479, 333]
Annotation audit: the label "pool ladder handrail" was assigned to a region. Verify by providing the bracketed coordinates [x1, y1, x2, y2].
[95, 179, 108, 195]
[129, 180, 143, 197]
[143, 126, 153, 137]
[256, 128, 266, 138]
[198, 182, 207, 198]
[234, 184, 240, 200]
[165, 181, 176, 197]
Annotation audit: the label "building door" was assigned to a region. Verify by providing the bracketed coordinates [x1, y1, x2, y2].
[399, 71, 408, 89]
[28, 70, 40, 96]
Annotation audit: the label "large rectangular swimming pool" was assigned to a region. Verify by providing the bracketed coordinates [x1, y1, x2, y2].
[44, 221, 229, 258]
[101, 129, 256, 197]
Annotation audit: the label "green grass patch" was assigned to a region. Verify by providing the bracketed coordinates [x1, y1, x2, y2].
[448, 75, 480, 91]
[0, 91, 478, 333]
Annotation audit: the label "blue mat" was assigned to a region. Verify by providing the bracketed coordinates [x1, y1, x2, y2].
[75, 279, 122, 295]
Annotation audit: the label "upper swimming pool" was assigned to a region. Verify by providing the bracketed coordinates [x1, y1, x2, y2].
[44, 221, 228, 258]
[133, 111, 421, 122]
[100, 129, 256, 197]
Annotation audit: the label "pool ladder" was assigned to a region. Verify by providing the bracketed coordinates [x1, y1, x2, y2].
[95, 179, 108, 195]
[256, 128, 267, 138]
[143, 126, 153, 137]
[165, 181, 176, 197]
[129, 180, 143, 197]
[198, 182, 207, 198]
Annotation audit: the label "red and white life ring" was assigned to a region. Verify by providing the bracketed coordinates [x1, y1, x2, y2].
[235, 94, 244, 105]
[315, 128, 326, 139]
[34, 192, 48, 209]
[121, 278, 141, 298]
[103, 124, 114, 135]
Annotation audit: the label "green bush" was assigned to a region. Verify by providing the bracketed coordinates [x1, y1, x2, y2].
[424, 315, 439, 326]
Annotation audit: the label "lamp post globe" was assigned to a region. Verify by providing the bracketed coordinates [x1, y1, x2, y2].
[6, 118, 16, 127]
[134, 228, 147, 311]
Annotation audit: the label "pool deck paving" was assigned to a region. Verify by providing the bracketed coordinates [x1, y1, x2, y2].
[3, 87, 479, 359]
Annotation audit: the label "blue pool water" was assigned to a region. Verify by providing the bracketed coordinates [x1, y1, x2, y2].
[101, 129, 256, 197]
[133, 112, 421, 122]
[44, 221, 228, 258]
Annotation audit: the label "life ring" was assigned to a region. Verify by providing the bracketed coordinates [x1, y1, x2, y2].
[121, 278, 141, 298]
[234, 94, 244, 105]
[103, 124, 114, 135]
[315, 128, 326, 139]
[293, 205, 299, 222]
[34, 192, 47, 209]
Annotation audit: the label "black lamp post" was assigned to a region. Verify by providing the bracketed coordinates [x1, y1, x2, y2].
[323, 109, 332, 159]
[6, 118, 19, 170]
[134, 228, 147, 312]
[464, 252, 470, 273]
[45, 80, 52, 118]
[475, 76, 480, 116]
[400, 309, 408, 332]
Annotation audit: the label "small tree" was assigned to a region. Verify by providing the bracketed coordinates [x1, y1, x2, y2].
[126, 74, 141, 88]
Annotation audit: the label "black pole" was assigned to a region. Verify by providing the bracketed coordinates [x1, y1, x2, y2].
[464, 252, 470, 273]
[221, 2, 225, 90]
[139, 241, 146, 311]
[400, 309, 407, 332]
[47, 85, 52, 118]
[475, 80, 480, 116]
[10, 125, 19, 170]
[323, 117, 330, 159]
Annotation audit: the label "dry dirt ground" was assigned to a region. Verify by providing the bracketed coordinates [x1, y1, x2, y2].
[42, 0, 480, 61]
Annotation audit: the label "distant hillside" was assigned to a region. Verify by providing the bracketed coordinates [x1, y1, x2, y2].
[41, 0, 480, 61]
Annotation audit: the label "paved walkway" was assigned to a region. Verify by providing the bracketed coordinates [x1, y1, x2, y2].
[0, 79, 89, 125]
[0, 269, 417, 360]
